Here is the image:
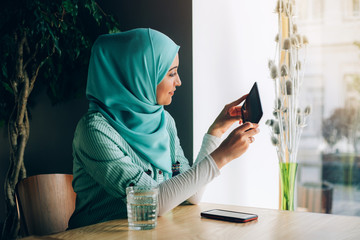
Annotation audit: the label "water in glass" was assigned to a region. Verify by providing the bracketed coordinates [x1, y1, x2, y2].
[126, 186, 158, 230]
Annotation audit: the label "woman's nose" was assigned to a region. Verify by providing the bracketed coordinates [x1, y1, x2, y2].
[175, 75, 181, 86]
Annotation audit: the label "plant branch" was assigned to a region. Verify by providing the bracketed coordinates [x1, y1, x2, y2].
[29, 41, 56, 94]
[57, 5, 66, 27]
[23, 43, 39, 70]
[95, 1, 108, 17]
[16, 73, 29, 129]
[15, 32, 26, 82]
[24, 34, 31, 55]
[12, 120, 28, 183]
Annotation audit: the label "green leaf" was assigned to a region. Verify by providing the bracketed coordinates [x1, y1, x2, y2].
[108, 26, 120, 34]
[62, 22, 68, 31]
[74, 48, 80, 59]
[63, 0, 75, 13]
[1, 82, 13, 94]
[85, 0, 103, 25]
[47, 25, 62, 55]
[2, 64, 8, 78]
[40, 11, 51, 24]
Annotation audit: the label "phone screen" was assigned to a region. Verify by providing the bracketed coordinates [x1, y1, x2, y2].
[241, 82, 263, 123]
[201, 209, 258, 223]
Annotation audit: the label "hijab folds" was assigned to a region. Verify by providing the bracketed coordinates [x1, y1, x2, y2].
[86, 28, 180, 174]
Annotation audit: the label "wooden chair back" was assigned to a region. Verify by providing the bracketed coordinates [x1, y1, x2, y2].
[16, 174, 76, 236]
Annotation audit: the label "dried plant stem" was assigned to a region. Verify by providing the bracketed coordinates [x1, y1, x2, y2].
[268, 0, 309, 211]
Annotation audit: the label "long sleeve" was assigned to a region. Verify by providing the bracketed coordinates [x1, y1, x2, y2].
[158, 155, 220, 216]
[186, 134, 221, 204]
[195, 134, 222, 163]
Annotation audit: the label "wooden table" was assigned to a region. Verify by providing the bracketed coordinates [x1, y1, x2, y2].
[22, 202, 360, 240]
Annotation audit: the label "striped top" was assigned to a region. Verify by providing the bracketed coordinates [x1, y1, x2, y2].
[68, 111, 194, 229]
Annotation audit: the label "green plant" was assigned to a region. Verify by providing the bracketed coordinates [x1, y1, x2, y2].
[322, 104, 360, 153]
[0, 0, 119, 238]
[355, 41, 360, 48]
[322, 114, 342, 151]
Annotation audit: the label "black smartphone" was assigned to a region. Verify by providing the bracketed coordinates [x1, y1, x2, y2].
[201, 209, 258, 223]
[241, 82, 263, 124]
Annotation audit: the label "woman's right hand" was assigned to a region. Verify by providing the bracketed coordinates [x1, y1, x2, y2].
[210, 122, 260, 169]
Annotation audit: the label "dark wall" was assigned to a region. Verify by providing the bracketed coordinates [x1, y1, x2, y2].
[0, 0, 192, 225]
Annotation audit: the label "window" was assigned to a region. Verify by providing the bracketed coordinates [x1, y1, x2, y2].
[355, 0, 360, 15]
[298, 0, 324, 22]
[297, 0, 360, 216]
[345, 0, 360, 18]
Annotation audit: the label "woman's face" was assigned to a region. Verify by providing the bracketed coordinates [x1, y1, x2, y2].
[156, 53, 181, 105]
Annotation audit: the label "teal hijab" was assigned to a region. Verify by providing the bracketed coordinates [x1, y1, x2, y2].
[86, 28, 180, 173]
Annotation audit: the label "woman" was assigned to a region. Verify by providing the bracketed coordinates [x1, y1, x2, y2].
[68, 28, 259, 229]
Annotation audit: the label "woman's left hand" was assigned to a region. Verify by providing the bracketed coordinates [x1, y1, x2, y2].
[207, 94, 248, 138]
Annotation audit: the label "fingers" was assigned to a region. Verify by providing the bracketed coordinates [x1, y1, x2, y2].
[240, 123, 260, 144]
[230, 122, 259, 140]
[227, 95, 248, 118]
[228, 94, 248, 108]
[227, 123, 259, 149]
[239, 122, 259, 133]
[243, 125, 259, 144]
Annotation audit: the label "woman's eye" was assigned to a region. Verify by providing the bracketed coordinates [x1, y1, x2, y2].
[169, 72, 177, 77]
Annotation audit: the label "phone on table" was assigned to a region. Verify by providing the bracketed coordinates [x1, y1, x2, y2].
[201, 209, 258, 223]
[241, 82, 263, 124]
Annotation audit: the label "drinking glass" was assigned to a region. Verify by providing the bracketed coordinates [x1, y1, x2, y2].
[126, 186, 159, 230]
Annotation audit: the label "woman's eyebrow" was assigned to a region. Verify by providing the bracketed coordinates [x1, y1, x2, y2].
[168, 66, 178, 72]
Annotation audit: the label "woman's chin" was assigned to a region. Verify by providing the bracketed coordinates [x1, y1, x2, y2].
[164, 97, 172, 106]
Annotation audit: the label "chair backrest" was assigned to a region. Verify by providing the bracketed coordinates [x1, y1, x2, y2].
[16, 174, 76, 236]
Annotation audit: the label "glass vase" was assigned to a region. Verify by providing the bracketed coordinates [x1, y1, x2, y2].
[279, 162, 298, 211]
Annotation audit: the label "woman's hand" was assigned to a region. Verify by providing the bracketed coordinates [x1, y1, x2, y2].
[210, 122, 260, 169]
[207, 94, 248, 138]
